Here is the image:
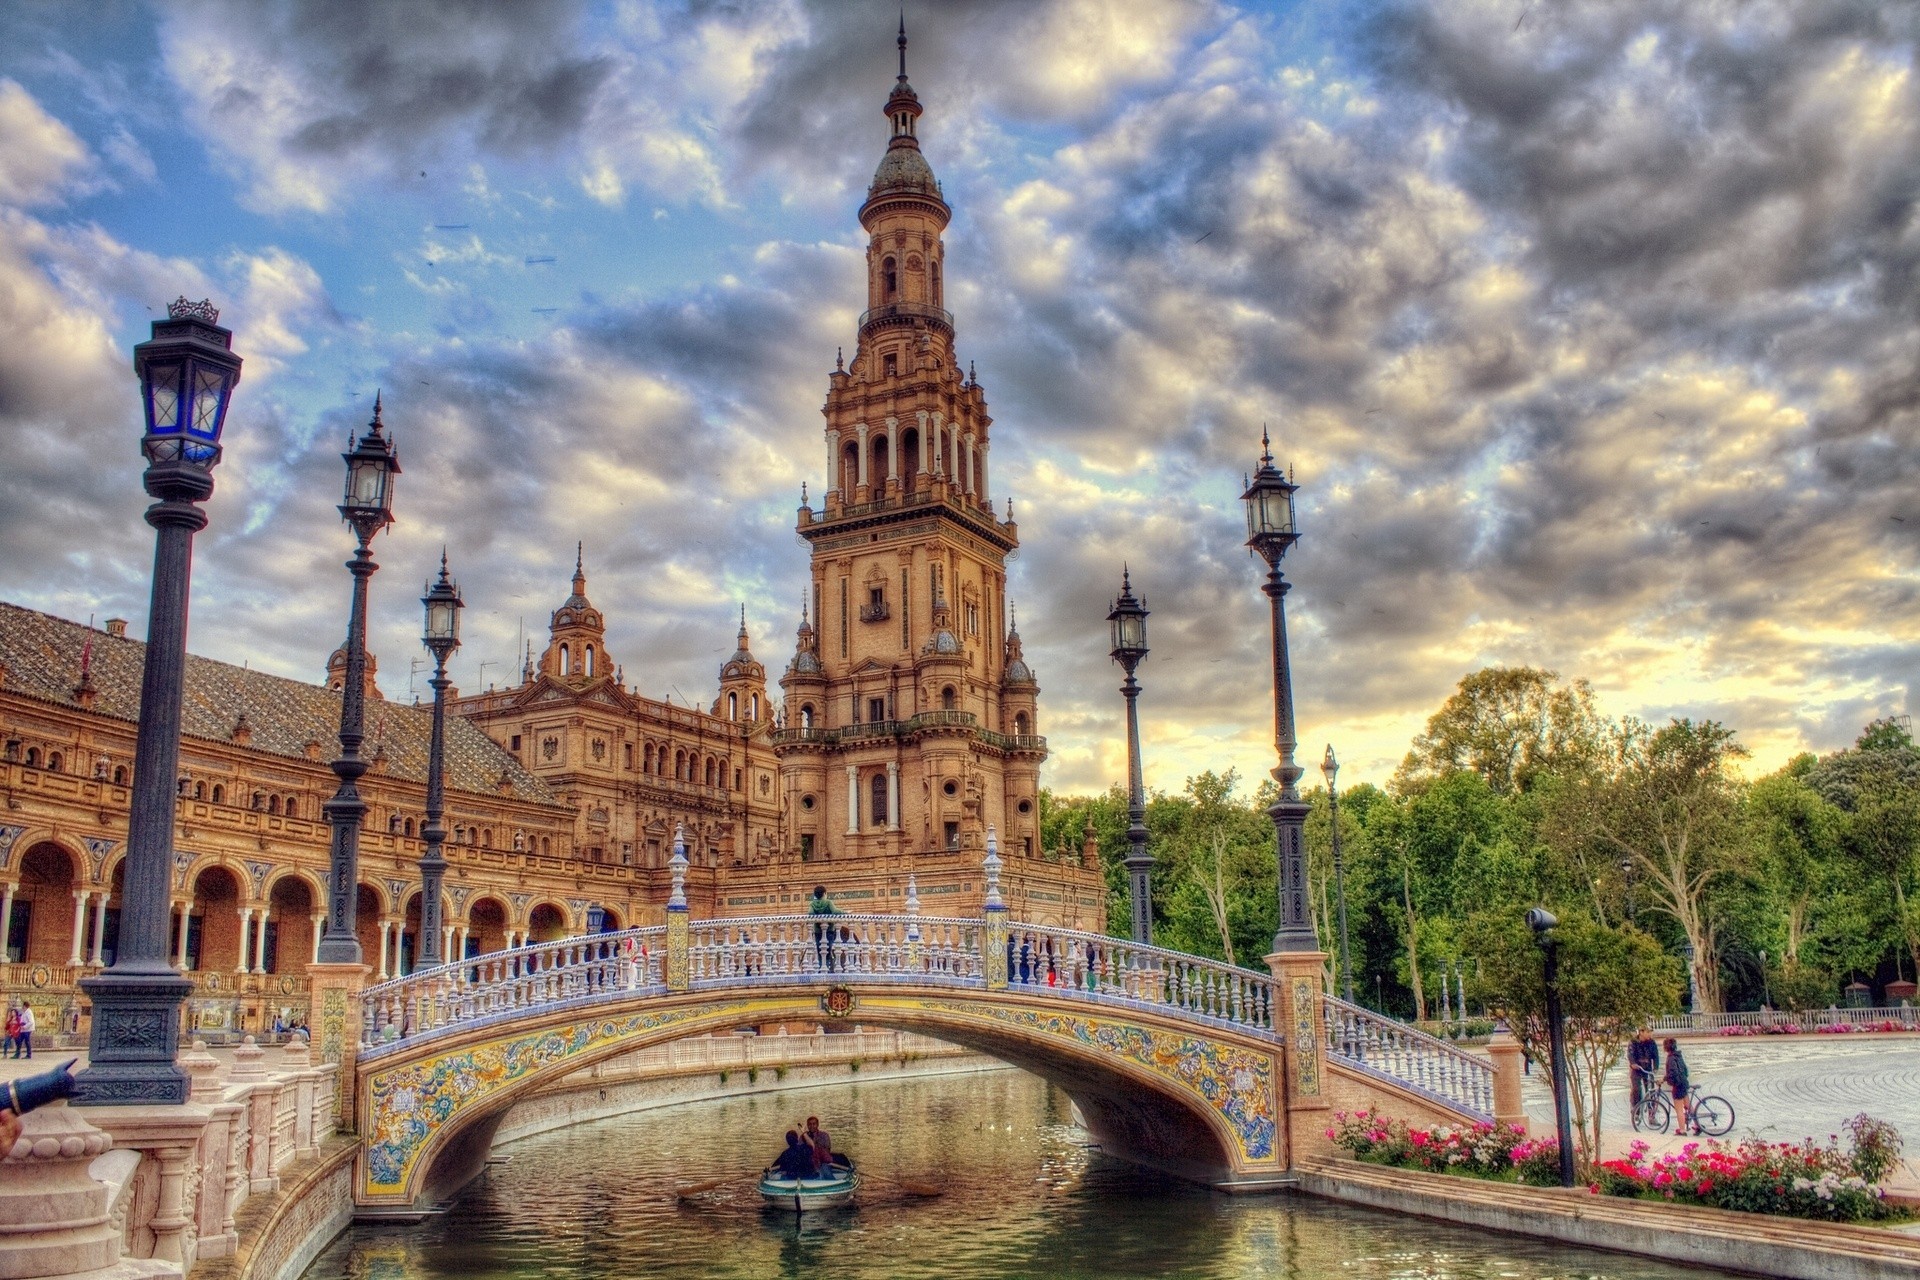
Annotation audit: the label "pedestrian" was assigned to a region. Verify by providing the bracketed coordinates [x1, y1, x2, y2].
[1627, 1027, 1659, 1114]
[808, 885, 839, 972]
[1662, 1037, 1691, 1133]
[3, 1005, 17, 1059]
[15, 1004, 34, 1059]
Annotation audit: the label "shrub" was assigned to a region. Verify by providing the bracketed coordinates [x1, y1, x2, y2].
[1845, 1114, 1903, 1184]
[774, 1065, 789, 1081]
[747, 1066, 758, 1084]
[1595, 1132, 1908, 1223]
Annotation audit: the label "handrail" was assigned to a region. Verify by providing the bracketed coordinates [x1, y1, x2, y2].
[858, 301, 953, 330]
[1323, 996, 1494, 1120]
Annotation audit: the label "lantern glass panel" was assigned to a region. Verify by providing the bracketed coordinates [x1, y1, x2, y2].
[189, 366, 228, 439]
[147, 363, 183, 434]
[425, 596, 459, 643]
[347, 455, 390, 510]
[1119, 613, 1146, 651]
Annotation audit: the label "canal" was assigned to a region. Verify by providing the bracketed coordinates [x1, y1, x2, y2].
[306, 1068, 1740, 1279]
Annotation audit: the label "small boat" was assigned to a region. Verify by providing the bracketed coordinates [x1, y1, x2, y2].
[758, 1160, 858, 1212]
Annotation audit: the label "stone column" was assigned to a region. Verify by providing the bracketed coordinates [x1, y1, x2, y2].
[89, 894, 108, 966]
[1488, 1025, 1528, 1132]
[68, 891, 90, 966]
[979, 440, 990, 503]
[825, 428, 840, 497]
[305, 961, 369, 1131]
[886, 762, 900, 832]
[886, 417, 900, 483]
[917, 412, 932, 476]
[174, 903, 191, 969]
[0, 883, 14, 958]
[855, 423, 870, 490]
[845, 765, 859, 835]
[309, 914, 325, 964]
[253, 908, 270, 973]
[375, 920, 390, 980]
[962, 433, 976, 495]
[457, 925, 470, 958]
[1266, 948, 1332, 1167]
[235, 907, 252, 973]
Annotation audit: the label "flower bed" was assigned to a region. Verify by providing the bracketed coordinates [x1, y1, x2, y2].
[1716, 1018, 1915, 1036]
[1327, 1109, 1909, 1225]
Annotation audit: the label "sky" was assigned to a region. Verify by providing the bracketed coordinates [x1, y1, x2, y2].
[0, 0, 1915, 800]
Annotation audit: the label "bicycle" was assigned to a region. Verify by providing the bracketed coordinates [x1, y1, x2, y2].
[1629, 1073, 1671, 1133]
[1675, 1085, 1735, 1137]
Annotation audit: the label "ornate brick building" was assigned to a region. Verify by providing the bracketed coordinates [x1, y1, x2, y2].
[0, 29, 1103, 1039]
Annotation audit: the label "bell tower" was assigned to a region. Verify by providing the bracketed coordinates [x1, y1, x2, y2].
[540, 545, 612, 687]
[778, 20, 1044, 872]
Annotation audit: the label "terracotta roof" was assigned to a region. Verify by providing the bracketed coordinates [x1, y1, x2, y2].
[0, 602, 556, 805]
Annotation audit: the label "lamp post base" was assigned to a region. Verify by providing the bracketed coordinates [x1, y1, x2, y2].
[72, 970, 194, 1106]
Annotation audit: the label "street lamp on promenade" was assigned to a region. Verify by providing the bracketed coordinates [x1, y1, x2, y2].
[1107, 570, 1152, 944]
[415, 553, 461, 968]
[1323, 745, 1353, 1004]
[317, 398, 400, 965]
[1528, 906, 1578, 1188]
[78, 299, 242, 1104]
[1241, 430, 1316, 954]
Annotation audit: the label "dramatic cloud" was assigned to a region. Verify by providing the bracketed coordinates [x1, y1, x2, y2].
[0, 0, 1914, 799]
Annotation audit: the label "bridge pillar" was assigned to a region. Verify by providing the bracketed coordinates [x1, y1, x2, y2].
[1487, 1024, 1528, 1132]
[1265, 949, 1330, 1166]
[307, 961, 369, 1130]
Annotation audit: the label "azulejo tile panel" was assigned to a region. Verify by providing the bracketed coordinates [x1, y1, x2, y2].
[912, 998, 1277, 1163]
[361, 1005, 708, 1198]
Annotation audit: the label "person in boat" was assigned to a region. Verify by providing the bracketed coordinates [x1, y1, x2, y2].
[772, 1130, 817, 1180]
[803, 1115, 845, 1172]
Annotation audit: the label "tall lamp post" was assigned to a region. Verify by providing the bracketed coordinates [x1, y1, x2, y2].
[1242, 431, 1316, 953]
[78, 299, 242, 1105]
[415, 554, 461, 969]
[1108, 570, 1152, 944]
[316, 398, 400, 965]
[1528, 907, 1577, 1188]
[1323, 745, 1353, 1003]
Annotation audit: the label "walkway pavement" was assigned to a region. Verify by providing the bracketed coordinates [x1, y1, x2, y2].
[1518, 1033, 1920, 1198]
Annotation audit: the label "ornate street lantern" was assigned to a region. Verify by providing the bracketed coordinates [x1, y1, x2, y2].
[415, 553, 462, 969]
[133, 298, 242, 470]
[1107, 569, 1152, 944]
[341, 396, 400, 536]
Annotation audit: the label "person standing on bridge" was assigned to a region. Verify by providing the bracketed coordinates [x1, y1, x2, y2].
[809, 885, 840, 972]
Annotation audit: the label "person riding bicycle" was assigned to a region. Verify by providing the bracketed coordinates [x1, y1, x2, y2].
[1627, 1028, 1660, 1114]
[1661, 1037, 1692, 1133]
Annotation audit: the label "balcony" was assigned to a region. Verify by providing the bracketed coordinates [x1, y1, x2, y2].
[858, 300, 953, 333]
[858, 600, 891, 623]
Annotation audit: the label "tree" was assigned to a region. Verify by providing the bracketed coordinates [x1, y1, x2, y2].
[1548, 719, 1749, 1011]
[1465, 911, 1681, 1163]
[1806, 726, 1920, 984]
[1397, 667, 1607, 796]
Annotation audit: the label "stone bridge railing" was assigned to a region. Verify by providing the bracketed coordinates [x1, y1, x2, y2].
[357, 911, 1279, 1057]
[1324, 995, 1495, 1122]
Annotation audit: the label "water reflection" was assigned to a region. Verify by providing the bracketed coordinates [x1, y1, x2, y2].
[307, 1069, 1739, 1280]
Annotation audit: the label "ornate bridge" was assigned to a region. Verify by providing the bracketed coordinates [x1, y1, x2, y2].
[337, 853, 1502, 1211]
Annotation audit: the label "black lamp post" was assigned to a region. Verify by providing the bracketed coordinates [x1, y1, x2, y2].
[317, 397, 400, 965]
[1527, 906, 1577, 1188]
[416, 553, 461, 969]
[1323, 744, 1353, 1004]
[1621, 857, 1637, 924]
[78, 299, 241, 1105]
[1107, 570, 1151, 944]
[1242, 430, 1315, 954]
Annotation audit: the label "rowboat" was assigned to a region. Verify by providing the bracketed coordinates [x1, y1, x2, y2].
[757, 1161, 858, 1212]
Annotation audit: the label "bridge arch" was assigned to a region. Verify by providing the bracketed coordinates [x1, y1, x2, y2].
[356, 983, 1281, 1210]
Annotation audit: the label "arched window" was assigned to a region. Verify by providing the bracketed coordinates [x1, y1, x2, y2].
[675, 749, 688, 780]
[112, 766, 127, 785]
[47, 752, 63, 773]
[541, 836, 551, 855]
[942, 686, 957, 711]
[193, 781, 205, 800]
[749, 693, 759, 720]
[404, 818, 415, 837]
[644, 744, 655, 773]
[870, 772, 889, 826]
[211, 784, 225, 805]
[705, 757, 717, 787]
[1014, 711, 1030, 736]
[901, 427, 920, 485]
[882, 256, 897, 299]
[23, 747, 39, 768]
[482, 829, 492, 848]
[871, 434, 889, 491]
[842, 441, 860, 494]
[585, 645, 595, 676]
[284, 795, 298, 818]
[268, 795, 280, 815]
[727, 692, 738, 720]
[931, 260, 942, 306]
[800, 704, 814, 729]
[559, 644, 571, 675]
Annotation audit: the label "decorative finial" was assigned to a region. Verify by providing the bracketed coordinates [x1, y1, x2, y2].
[968, 360, 976, 384]
[801, 480, 809, 504]
[898, 8, 908, 80]
[1122, 562, 1131, 590]
[668, 824, 689, 911]
[1009, 602, 1017, 631]
[438, 546, 450, 582]
[1260, 423, 1273, 466]
[575, 541, 583, 574]
[167, 297, 220, 324]
[836, 346, 844, 372]
[983, 827, 1004, 910]
[369, 390, 384, 433]
[1005, 497, 1014, 522]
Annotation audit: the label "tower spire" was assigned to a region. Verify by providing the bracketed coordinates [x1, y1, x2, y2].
[572, 542, 586, 595]
[898, 9, 908, 80]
